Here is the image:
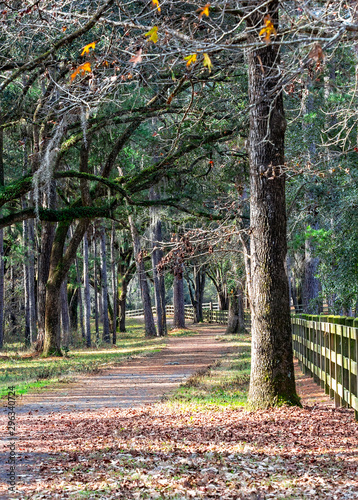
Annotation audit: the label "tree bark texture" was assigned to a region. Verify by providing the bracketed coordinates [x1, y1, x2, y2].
[129, 215, 157, 337]
[93, 237, 100, 342]
[43, 219, 89, 356]
[150, 188, 167, 336]
[36, 185, 56, 351]
[110, 223, 117, 344]
[303, 221, 322, 314]
[226, 285, 245, 334]
[100, 225, 110, 343]
[247, 3, 299, 408]
[60, 279, 70, 349]
[83, 231, 92, 347]
[0, 129, 4, 349]
[173, 274, 185, 329]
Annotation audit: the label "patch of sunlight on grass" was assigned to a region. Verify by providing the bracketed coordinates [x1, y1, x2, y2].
[167, 338, 251, 409]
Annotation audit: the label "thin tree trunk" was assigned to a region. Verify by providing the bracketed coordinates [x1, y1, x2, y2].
[23, 214, 31, 346]
[110, 223, 117, 344]
[0, 128, 4, 349]
[173, 273, 185, 329]
[75, 253, 85, 340]
[226, 285, 245, 334]
[303, 221, 322, 314]
[100, 225, 110, 343]
[60, 279, 70, 349]
[69, 287, 78, 334]
[129, 215, 157, 337]
[150, 187, 167, 336]
[93, 236, 100, 343]
[28, 218, 37, 342]
[83, 231, 91, 347]
[247, 2, 300, 408]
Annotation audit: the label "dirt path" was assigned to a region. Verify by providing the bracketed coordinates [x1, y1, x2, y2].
[2, 325, 354, 499]
[14, 324, 230, 415]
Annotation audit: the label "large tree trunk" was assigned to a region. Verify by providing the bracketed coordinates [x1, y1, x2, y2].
[36, 216, 56, 350]
[226, 285, 245, 334]
[173, 273, 185, 329]
[129, 216, 157, 337]
[247, 3, 299, 408]
[43, 220, 89, 357]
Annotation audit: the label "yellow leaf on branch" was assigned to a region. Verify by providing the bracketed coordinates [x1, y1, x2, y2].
[184, 53, 197, 67]
[152, 0, 161, 12]
[198, 4, 210, 18]
[81, 42, 96, 56]
[70, 62, 92, 81]
[145, 26, 158, 43]
[203, 53, 212, 72]
[259, 15, 277, 44]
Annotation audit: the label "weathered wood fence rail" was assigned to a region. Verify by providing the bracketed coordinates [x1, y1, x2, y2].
[292, 316, 358, 418]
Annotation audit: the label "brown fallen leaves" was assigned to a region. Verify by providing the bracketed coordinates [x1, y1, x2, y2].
[6, 402, 358, 499]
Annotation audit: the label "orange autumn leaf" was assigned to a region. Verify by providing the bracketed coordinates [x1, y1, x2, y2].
[70, 62, 92, 81]
[184, 53, 197, 67]
[81, 42, 96, 56]
[259, 15, 277, 44]
[198, 4, 210, 18]
[152, 0, 161, 12]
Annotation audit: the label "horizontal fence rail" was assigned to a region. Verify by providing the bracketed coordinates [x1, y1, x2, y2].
[292, 316, 358, 419]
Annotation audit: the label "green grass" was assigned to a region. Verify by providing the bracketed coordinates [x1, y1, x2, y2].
[168, 335, 251, 408]
[0, 319, 167, 397]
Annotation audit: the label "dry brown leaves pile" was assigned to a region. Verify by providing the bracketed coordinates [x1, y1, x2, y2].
[6, 401, 358, 499]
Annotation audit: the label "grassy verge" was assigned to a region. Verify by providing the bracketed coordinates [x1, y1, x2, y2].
[0, 319, 167, 397]
[0, 320, 205, 398]
[168, 332, 251, 408]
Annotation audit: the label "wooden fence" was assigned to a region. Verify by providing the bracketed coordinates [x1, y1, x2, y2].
[292, 316, 358, 419]
[127, 304, 358, 416]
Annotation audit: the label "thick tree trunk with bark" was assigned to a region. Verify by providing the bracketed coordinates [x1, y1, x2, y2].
[247, 3, 300, 408]
[43, 219, 89, 356]
[36, 205, 56, 350]
[226, 285, 245, 334]
[173, 274, 185, 329]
